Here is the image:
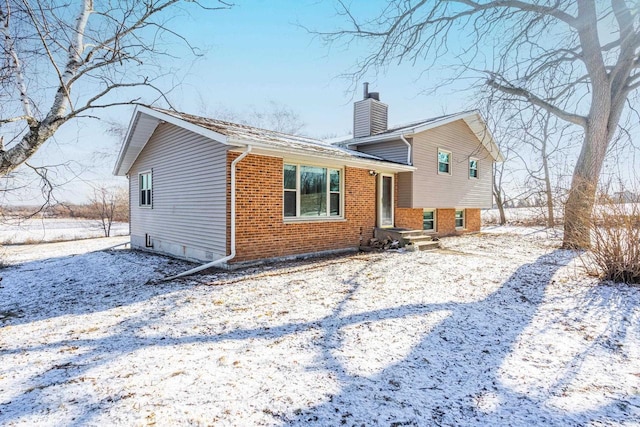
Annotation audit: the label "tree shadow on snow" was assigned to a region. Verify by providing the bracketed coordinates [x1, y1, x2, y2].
[1, 248, 638, 425]
[281, 249, 639, 426]
[0, 248, 196, 326]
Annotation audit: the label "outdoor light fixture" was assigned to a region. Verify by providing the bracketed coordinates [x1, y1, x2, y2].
[369, 170, 378, 176]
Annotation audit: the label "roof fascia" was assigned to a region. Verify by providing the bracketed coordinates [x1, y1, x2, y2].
[113, 107, 148, 175]
[113, 106, 245, 176]
[136, 105, 232, 145]
[229, 144, 415, 173]
[344, 112, 473, 147]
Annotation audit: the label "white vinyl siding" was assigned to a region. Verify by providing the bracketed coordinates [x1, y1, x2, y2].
[409, 119, 494, 208]
[128, 123, 228, 261]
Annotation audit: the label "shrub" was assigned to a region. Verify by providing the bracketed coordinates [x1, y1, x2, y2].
[587, 202, 640, 284]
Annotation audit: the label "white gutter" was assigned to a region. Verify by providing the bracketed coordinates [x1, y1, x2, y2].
[163, 145, 253, 281]
[400, 134, 412, 165]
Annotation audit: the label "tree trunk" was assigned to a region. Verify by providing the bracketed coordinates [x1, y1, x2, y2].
[493, 181, 507, 225]
[541, 138, 555, 228]
[562, 125, 609, 249]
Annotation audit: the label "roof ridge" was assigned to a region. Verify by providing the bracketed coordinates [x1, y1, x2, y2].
[148, 106, 324, 143]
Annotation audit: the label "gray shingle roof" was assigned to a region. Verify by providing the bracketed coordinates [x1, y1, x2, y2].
[150, 107, 384, 162]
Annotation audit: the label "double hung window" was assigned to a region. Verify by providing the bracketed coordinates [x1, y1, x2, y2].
[469, 159, 479, 179]
[139, 171, 152, 207]
[438, 150, 451, 174]
[423, 209, 436, 231]
[455, 209, 465, 228]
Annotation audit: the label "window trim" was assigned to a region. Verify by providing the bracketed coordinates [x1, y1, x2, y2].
[437, 148, 452, 175]
[455, 209, 465, 229]
[469, 157, 479, 179]
[423, 208, 437, 232]
[138, 170, 152, 208]
[378, 173, 395, 228]
[283, 162, 345, 222]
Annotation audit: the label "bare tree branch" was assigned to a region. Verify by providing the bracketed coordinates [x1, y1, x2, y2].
[486, 77, 587, 127]
[0, 0, 231, 178]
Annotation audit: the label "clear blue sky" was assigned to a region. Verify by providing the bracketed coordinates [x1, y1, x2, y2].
[22, 0, 474, 204]
[27, 0, 632, 205]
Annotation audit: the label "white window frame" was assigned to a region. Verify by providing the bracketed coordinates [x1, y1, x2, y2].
[283, 163, 344, 221]
[469, 158, 479, 179]
[378, 173, 395, 228]
[423, 209, 436, 232]
[139, 170, 152, 208]
[455, 209, 465, 229]
[438, 149, 452, 175]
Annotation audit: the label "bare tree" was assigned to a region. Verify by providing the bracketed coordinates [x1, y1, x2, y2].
[0, 0, 230, 177]
[492, 151, 510, 225]
[507, 107, 580, 228]
[89, 185, 128, 237]
[320, 0, 640, 249]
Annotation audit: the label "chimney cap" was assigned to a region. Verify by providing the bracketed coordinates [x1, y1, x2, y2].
[362, 82, 380, 101]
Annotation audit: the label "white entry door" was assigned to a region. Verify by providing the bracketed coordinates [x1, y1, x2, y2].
[378, 174, 394, 227]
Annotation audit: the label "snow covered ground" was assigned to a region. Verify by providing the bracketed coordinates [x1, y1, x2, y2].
[0, 218, 129, 245]
[0, 230, 639, 426]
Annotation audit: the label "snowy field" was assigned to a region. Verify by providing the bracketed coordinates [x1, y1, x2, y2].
[482, 207, 563, 225]
[0, 218, 129, 245]
[0, 230, 639, 426]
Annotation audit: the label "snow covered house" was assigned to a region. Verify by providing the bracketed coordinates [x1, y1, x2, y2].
[114, 90, 502, 266]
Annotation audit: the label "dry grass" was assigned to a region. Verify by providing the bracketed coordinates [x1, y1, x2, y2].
[587, 203, 640, 284]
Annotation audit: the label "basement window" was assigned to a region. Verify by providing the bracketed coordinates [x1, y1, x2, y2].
[438, 149, 451, 175]
[423, 209, 436, 231]
[139, 171, 152, 207]
[283, 164, 342, 219]
[455, 209, 465, 229]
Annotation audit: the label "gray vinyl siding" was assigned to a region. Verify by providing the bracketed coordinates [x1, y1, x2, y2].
[357, 139, 409, 165]
[410, 119, 493, 208]
[353, 98, 388, 137]
[128, 123, 228, 261]
[353, 100, 372, 138]
[397, 172, 413, 207]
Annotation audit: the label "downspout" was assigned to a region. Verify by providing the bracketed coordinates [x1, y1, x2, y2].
[400, 134, 412, 165]
[163, 145, 253, 281]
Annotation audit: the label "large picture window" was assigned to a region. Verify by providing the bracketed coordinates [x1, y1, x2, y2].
[283, 164, 342, 218]
[139, 171, 152, 207]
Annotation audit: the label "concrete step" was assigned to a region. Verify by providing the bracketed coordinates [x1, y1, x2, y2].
[404, 235, 434, 244]
[407, 241, 440, 252]
[396, 230, 427, 238]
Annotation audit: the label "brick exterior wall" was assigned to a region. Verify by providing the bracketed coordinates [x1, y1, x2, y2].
[466, 208, 481, 232]
[395, 208, 423, 230]
[437, 208, 481, 236]
[227, 152, 377, 263]
[437, 208, 457, 236]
